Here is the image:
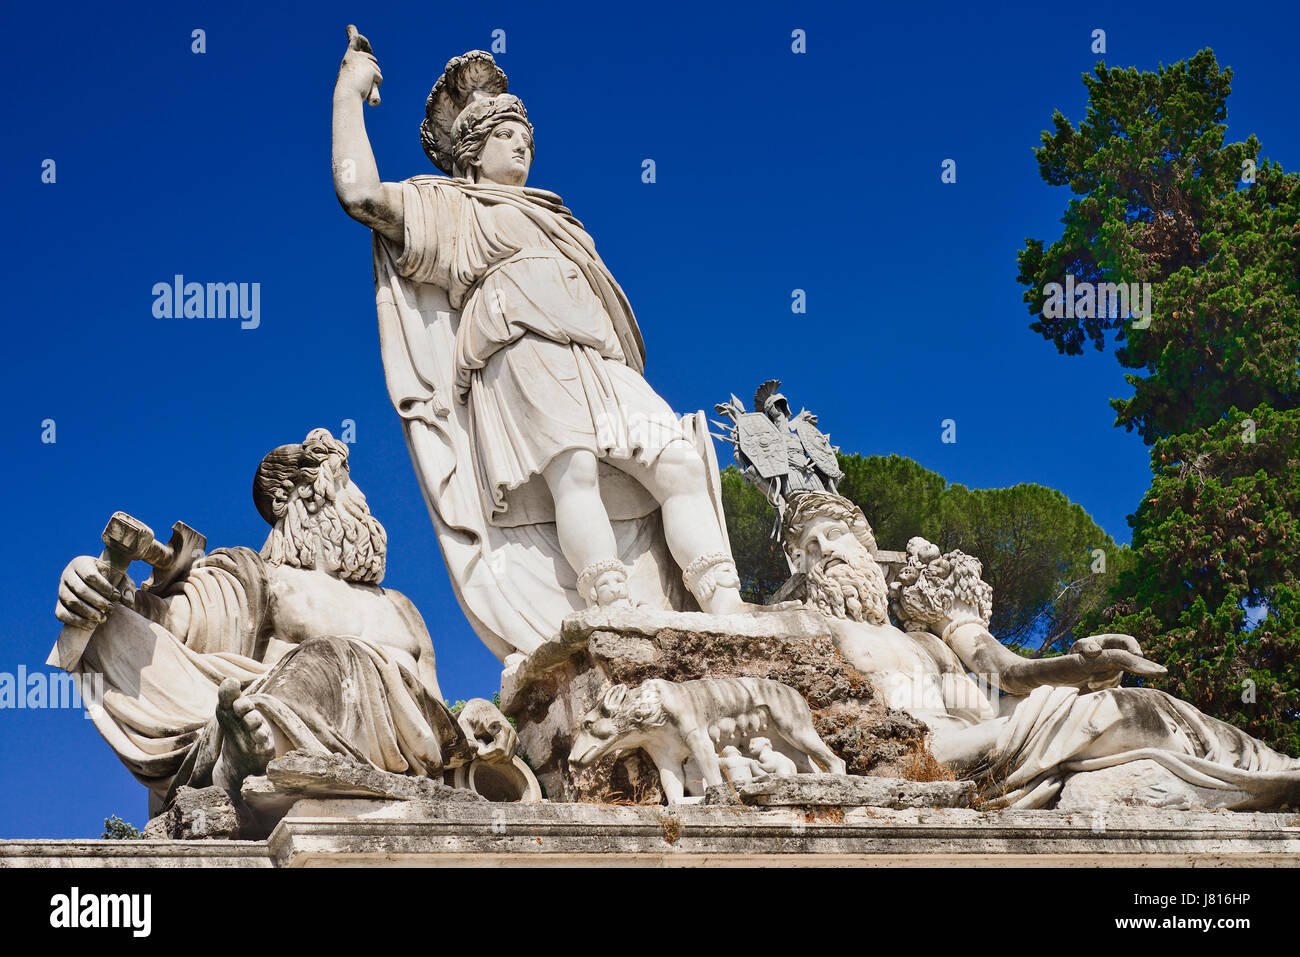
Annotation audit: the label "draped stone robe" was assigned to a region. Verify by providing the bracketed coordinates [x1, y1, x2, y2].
[845, 620, 1300, 810]
[982, 684, 1300, 810]
[373, 176, 730, 660]
[57, 548, 466, 816]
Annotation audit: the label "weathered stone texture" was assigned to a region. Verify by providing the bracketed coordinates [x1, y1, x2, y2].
[142, 786, 243, 841]
[704, 773, 975, 808]
[501, 607, 938, 801]
[11, 802, 1300, 867]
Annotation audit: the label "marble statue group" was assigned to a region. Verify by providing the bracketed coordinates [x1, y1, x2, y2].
[46, 29, 1300, 833]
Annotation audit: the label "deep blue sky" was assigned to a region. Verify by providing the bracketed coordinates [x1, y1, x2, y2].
[2, 0, 1295, 837]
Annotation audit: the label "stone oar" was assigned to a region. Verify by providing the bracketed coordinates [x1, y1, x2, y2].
[48, 513, 205, 671]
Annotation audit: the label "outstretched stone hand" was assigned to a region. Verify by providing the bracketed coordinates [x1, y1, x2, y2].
[1066, 633, 1167, 691]
[457, 698, 519, 764]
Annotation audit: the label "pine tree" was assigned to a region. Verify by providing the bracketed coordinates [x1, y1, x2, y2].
[1018, 49, 1300, 750]
[1097, 407, 1300, 751]
[1016, 49, 1299, 444]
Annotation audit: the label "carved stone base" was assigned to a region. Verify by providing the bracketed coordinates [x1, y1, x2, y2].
[14, 803, 1299, 867]
[499, 605, 935, 802]
[704, 774, 975, 809]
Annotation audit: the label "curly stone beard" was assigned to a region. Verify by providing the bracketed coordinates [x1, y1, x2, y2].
[261, 461, 387, 584]
[806, 552, 889, 624]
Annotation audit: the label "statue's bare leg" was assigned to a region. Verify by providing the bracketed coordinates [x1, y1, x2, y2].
[614, 440, 746, 614]
[212, 678, 276, 792]
[542, 449, 630, 606]
[643, 746, 687, 803]
[685, 728, 724, 787]
[778, 724, 848, 775]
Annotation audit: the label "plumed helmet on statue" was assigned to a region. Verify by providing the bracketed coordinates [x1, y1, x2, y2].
[420, 50, 534, 177]
[754, 379, 791, 419]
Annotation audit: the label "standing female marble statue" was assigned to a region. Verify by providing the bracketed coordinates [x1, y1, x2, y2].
[332, 34, 745, 660]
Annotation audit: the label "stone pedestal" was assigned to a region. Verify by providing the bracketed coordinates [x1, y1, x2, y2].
[10, 803, 1300, 867]
[499, 605, 934, 802]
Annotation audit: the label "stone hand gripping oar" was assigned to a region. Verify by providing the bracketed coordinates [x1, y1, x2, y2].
[50, 513, 206, 671]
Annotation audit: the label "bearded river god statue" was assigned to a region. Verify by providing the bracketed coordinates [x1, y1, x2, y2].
[50, 430, 531, 829]
[332, 34, 756, 663]
[780, 492, 1300, 811]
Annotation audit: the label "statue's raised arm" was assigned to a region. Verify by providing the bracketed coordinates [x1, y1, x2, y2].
[333, 25, 404, 242]
[889, 536, 1167, 695]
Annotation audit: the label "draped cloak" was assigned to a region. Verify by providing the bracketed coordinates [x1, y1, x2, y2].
[54, 547, 466, 817]
[979, 684, 1300, 810]
[372, 176, 730, 660]
[850, 623, 1300, 810]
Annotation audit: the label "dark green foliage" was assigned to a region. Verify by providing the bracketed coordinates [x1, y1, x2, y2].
[836, 452, 946, 549]
[1016, 49, 1300, 445]
[1093, 407, 1300, 753]
[930, 480, 1129, 653]
[1020, 48, 1300, 752]
[101, 815, 141, 840]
